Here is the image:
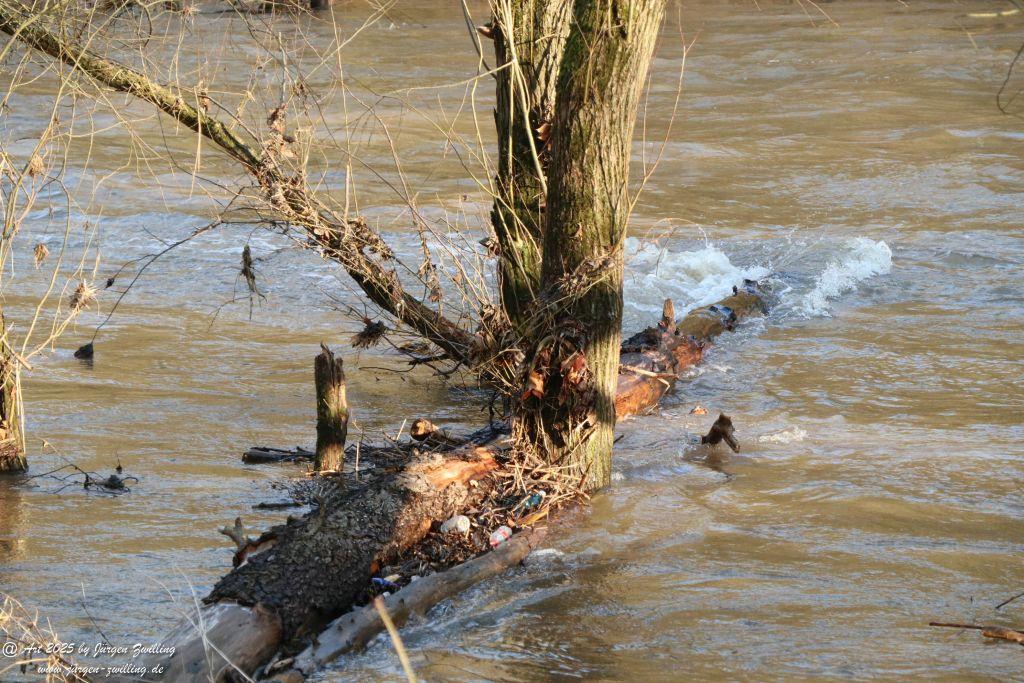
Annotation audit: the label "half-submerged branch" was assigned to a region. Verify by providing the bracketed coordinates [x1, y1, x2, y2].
[284, 527, 547, 679]
[616, 280, 768, 417]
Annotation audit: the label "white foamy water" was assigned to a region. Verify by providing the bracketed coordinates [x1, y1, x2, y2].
[801, 238, 893, 316]
[623, 235, 893, 327]
[758, 427, 809, 444]
[623, 237, 771, 322]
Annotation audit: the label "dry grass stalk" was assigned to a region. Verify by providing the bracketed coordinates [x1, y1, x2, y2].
[372, 597, 417, 683]
[0, 593, 88, 682]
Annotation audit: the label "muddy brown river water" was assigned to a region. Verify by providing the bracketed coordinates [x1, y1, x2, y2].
[2, 1, 1023, 680]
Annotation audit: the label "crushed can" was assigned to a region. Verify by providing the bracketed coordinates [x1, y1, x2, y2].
[489, 525, 513, 548]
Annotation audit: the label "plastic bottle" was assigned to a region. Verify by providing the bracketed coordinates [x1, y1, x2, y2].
[489, 525, 513, 548]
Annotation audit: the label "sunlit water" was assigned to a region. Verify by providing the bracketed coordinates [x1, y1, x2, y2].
[2, 1, 1023, 680]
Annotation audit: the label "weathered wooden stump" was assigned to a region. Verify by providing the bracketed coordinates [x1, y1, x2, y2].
[314, 344, 347, 473]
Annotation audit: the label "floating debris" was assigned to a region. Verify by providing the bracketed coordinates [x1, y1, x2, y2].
[440, 515, 471, 534]
[489, 525, 512, 549]
[74, 342, 94, 360]
[701, 413, 739, 452]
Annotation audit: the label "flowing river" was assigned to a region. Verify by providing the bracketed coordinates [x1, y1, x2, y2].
[1, 1, 1023, 680]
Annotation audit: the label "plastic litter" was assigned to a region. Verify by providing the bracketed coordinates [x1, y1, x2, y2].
[371, 577, 400, 592]
[514, 491, 546, 514]
[489, 525, 513, 548]
[440, 514, 471, 534]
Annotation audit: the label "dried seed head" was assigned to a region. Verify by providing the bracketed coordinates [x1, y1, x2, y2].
[351, 319, 388, 349]
[33, 243, 49, 267]
[69, 281, 97, 314]
[27, 154, 44, 178]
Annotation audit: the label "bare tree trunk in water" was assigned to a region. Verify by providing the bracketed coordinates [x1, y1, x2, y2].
[0, 315, 26, 473]
[516, 0, 667, 492]
[489, 0, 570, 327]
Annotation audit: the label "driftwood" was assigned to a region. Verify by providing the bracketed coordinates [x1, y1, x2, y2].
[929, 621, 1024, 646]
[131, 286, 768, 681]
[410, 418, 469, 449]
[701, 413, 739, 452]
[125, 443, 500, 682]
[274, 528, 548, 680]
[616, 280, 768, 416]
[314, 345, 347, 472]
[243, 446, 315, 464]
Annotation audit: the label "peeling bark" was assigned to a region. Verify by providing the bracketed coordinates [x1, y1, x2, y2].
[616, 281, 769, 417]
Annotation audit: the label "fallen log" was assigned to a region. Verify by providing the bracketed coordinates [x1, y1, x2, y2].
[243, 446, 314, 464]
[276, 527, 547, 680]
[133, 284, 768, 681]
[125, 444, 500, 682]
[616, 279, 768, 416]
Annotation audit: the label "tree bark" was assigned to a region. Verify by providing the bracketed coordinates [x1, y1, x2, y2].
[122, 444, 499, 681]
[489, 0, 571, 326]
[0, 314, 26, 474]
[520, 0, 667, 491]
[287, 527, 547, 677]
[314, 346, 347, 472]
[206, 446, 498, 643]
[616, 283, 768, 416]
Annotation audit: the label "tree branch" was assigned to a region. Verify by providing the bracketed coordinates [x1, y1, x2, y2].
[0, 1, 474, 361]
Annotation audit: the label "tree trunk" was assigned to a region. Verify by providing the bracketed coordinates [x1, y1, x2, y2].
[127, 290, 766, 681]
[0, 314, 26, 474]
[489, 0, 571, 327]
[616, 284, 768, 416]
[518, 0, 667, 491]
[314, 346, 347, 473]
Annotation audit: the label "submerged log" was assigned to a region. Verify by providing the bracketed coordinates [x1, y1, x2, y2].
[283, 527, 547, 678]
[616, 279, 768, 417]
[314, 345, 347, 473]
[128, 444, 499, 682]
[243, 446, 315, 464]
[134, 283, 766, 681]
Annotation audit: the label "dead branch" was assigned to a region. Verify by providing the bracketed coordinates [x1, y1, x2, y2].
[930, 622, 1024, 646]
[0, 1, 475, 362]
